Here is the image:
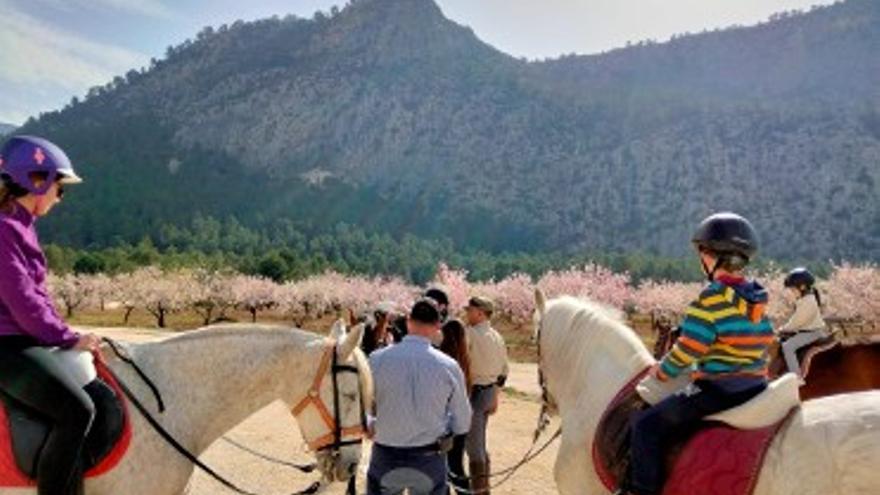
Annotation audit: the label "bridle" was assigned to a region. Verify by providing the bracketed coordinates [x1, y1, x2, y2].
[534, 314, 553, 435]
[292, 340, 367, 456]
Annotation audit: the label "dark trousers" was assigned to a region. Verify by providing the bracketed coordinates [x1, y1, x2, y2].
[0, 340, 96, 495]
[367, 443, 448, 495]
[626, 377, 767, 495]
[447, 434, 468, 494]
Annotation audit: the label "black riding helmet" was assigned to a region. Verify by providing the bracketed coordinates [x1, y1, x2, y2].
[692, 212, 759, 259]
[692, 212, 759, 280]
[784, 267, 816, 289]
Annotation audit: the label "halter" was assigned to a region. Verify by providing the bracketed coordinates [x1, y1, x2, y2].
[292, 341, 367, 454]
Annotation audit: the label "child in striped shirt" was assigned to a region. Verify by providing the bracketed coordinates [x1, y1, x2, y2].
[620, 212, 773, 495]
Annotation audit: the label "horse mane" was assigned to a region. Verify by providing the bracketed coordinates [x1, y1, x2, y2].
[541, 296, 653, 375]
[140, 324, 374, 409]
[147, 323, 317, 348]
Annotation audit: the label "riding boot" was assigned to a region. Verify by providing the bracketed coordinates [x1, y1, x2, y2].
[65, 462, 85, 495]
[449, 473, 468, 495]
[485, 457, 491, 494]
[469, 461, 490, 495]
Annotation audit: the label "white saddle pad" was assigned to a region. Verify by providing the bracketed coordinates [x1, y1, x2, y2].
[708, 373, 800, 429]
[638, 371, 800, 430]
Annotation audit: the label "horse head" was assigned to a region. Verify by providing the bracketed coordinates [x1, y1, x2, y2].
[292, 319, 372, 483]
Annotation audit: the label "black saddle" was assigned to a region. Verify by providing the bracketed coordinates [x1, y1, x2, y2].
[1, 378, 125, 478]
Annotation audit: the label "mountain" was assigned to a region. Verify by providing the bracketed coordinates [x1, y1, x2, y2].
[20, 0, 880, 260]
[0, 123, 16, 136]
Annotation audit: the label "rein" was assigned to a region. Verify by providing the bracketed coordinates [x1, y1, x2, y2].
[101, 336, 360, 495]
[447, 427, 561, 494]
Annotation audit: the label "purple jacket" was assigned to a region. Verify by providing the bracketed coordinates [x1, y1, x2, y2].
[0, 203, 79, 347]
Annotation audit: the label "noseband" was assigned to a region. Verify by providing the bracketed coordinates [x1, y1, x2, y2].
[292, 341, 367, 455]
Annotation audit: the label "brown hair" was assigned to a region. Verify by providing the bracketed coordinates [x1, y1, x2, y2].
[440, 318, 472, 391]
[0, 173, 46, 214]
[0, 182, 19, 213]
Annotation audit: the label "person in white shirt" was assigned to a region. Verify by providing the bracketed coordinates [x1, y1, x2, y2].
[779, 267, 828, 384]
[464, 296, 508, 495]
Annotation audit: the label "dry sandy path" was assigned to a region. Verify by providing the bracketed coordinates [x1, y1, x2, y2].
[85, 327, 560, 494]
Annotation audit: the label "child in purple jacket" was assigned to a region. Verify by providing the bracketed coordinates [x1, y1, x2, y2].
[0, 135, 99, 495]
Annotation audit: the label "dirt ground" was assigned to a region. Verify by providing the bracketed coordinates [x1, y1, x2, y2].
[86, 327, 561, 495]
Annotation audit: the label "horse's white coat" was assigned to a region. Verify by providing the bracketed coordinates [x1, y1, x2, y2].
[535, 294, 880, 495]
[2, 323, 370, 495]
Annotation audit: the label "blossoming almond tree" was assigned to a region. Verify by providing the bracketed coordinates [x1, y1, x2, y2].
[231, 275, 281, 323]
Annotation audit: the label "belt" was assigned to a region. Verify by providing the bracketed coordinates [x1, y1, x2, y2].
[375, 442, 445, 455]
[472, 383, 497, 390]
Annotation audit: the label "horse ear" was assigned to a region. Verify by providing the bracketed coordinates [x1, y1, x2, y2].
[338, 323, 364, 360]
[331, 319, 347, 339]
[534, 288, 547, 315]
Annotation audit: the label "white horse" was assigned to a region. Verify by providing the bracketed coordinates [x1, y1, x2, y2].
[2, 321, 371, 495]
[533, 291, 880, 495]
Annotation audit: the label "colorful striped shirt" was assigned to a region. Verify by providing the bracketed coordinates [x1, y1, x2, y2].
[657, 278, 774, 381]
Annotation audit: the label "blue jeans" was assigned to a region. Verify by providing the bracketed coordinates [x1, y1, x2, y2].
[367, 443, 448, 495]
[626, 377, 767, 495]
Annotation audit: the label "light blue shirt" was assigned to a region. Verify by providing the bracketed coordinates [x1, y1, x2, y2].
[369, 335, 472, 447]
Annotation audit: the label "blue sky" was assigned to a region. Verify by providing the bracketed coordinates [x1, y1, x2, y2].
[0, 0, 836, 125]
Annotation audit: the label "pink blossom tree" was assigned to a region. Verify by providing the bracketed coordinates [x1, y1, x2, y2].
[189, 269, 237, 326]
[231, 275, 281, 323]
[121, 268, 191, 328]
[48, 273, 95, 318]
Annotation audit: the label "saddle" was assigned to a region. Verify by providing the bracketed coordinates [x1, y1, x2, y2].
[0, 351, 132, 487]
[593, 370, 800, 495]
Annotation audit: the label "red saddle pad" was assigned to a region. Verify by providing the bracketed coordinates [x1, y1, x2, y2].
[661, 422, 782, 495]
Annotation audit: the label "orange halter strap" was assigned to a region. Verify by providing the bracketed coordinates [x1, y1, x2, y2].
[291, 341, 366, 452]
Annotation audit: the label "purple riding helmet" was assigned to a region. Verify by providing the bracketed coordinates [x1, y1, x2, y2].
[0, 135, 83, 195]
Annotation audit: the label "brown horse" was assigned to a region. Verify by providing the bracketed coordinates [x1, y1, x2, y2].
[651, 317, 880, 401]
[767, 337, 880, 400]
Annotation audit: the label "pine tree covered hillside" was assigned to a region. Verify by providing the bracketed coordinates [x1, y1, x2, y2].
[18, 0, 880, 260]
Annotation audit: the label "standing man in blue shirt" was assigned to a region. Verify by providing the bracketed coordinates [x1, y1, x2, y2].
[367, 298, 473, 495]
